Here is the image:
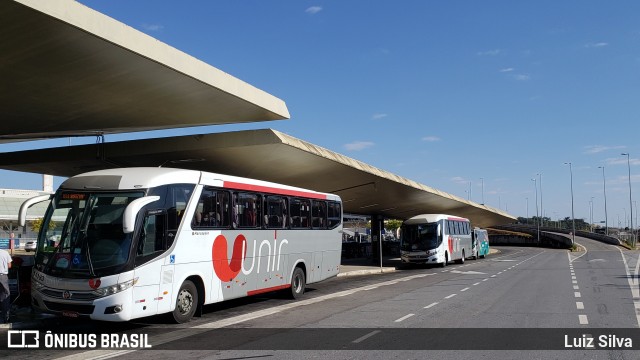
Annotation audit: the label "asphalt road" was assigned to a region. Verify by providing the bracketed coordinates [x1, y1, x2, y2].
[2, 238, 639, 359]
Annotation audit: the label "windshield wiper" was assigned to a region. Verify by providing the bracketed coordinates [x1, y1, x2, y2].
[84, 234, 96, 278]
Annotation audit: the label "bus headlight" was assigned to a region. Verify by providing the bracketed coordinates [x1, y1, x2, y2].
[93, 278, 138, 297]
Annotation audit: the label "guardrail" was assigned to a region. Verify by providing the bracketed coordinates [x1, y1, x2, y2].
[491, 225, 623, 248]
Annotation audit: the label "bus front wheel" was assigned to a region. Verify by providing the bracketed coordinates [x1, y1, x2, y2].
[290, 267, 306, 299]
[172, 280, 198, 323]
[440, 254, 448, 268]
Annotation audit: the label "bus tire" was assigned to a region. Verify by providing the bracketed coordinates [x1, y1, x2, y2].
[290, 267, 306, 300]
[172, 280, 198, 323]
[440, 253, 448, 268]
[458, 250, 465, 264]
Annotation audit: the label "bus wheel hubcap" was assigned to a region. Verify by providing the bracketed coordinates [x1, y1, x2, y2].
[178, 290, 193, 314]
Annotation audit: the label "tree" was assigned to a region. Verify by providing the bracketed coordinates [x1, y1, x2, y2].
[385, 219, 402, 238]
[30, 217, 56, 234]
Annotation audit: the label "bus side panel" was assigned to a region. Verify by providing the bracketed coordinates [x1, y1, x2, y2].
[156, 264, 174, 314]
[132, 261, 162, 319]
[321, 250, 340, 280]
[311, 251, 323, 283]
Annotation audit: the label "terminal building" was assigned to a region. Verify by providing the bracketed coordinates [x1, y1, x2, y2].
[0, 0, 516, 251]
[0, 175, 53, 246]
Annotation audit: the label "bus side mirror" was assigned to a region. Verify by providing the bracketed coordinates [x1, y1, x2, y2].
[19, 194, 53, 227]
[123, 196, 160, 234]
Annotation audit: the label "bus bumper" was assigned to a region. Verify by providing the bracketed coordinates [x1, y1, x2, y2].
[31, 287, 133, 322]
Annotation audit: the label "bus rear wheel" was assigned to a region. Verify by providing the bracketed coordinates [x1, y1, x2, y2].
[172, 280, 198, 323]
[289, 267, 306, 299]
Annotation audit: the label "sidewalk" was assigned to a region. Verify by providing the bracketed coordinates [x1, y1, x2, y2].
[0, 305, 56, 330]
[338, 256, 400, 277]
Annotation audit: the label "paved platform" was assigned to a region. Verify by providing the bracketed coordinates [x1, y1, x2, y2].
[338, 256, 400, 277]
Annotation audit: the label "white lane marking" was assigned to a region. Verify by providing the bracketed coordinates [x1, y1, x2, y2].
[424, 302, 439, 309]
[193, 273, 432, 329]
[491, 275, 497, 278]
[573, 285, 579, 290]
[473, 282, 481, 286]
[571, 276, 576, 280]
[579, 315, 589, 325]
[482, 278, 489, 282]
[450, 270, 486, 275]
[575, 292, 582, 298]
[568, 242, 588, 263]
[461, 287, 470, 292]
[616, 246, 640, 328]
[395, 313, 415, 322]
[576, 302, 584, 310]
[54, 350, 136, 360]
[572, 280, 577, 284]
[445, 294, 457, 299]
[352, 330, 382, 343]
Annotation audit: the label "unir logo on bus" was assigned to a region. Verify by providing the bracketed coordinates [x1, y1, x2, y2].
[212, 234, 289, 282]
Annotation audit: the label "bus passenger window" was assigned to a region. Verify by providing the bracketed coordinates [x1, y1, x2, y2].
[265, 196, 287, 229]
[327, 201, 342, 229]
[311, 201, 327, 229]
[192, 187, 231, 229]
[236, 192, 261, 228]
[290, 198, 311, 229]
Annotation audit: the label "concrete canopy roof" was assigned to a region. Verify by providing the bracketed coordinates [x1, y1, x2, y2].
[0, 129, 515, 228]
[0, 0, 289, 142]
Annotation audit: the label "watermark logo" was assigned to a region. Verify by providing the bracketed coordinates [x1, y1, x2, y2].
[6, 331, 152, 349]
[7, 330, 39, 348]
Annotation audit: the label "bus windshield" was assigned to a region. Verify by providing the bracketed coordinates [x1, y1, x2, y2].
[35, 191, 144, 278]
[400, 222, 440, 251]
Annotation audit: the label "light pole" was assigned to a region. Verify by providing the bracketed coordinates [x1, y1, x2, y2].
[635, 200, 638, 242]
[622, 153, 635, 248]
[480, 177, 485, 205]
[633, 200, 638, 242]
[526, 197, 529, 224]
[532, 177, 540, 244]
[598, 166, 608, 235]
[564, 162, 576, 245]
[538, 173, 543, 227]
[589, 196, 593, 232]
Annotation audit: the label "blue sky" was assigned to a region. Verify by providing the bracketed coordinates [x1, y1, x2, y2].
[2, 1, 640, 227]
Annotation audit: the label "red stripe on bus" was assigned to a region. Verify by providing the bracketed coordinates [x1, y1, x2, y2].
[246, 284, 291, 296]
[223, 181, 327, 199]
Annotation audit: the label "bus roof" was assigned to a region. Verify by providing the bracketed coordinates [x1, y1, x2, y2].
[59, 167, 340, 201]
[403, 214, 470, 225]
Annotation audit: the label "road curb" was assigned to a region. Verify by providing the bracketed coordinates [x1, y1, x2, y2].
[337, 268, 397, 277]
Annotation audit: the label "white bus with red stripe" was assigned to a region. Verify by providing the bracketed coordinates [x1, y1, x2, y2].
[400, 214, 472, 267]
[21, 167, 342, 323]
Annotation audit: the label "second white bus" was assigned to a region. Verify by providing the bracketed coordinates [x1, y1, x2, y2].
[21, 167, 342, 323]
[400, 214, 472, 266]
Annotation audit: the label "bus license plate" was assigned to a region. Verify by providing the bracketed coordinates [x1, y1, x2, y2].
[62, 310, 79, 318]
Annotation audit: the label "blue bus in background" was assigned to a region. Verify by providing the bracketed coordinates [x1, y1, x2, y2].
[473, 228, 490, 259]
